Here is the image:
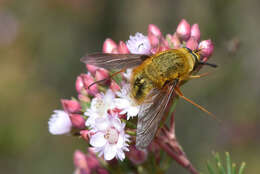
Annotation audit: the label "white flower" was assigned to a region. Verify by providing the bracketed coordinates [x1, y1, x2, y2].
[123, 68, 133, 81]
[85, 90, 115, 127]
[126, 32, 151, 54]
[114, 84, 140, 120]
[48, 110, 72, 135]
[90, 115, 130, 161]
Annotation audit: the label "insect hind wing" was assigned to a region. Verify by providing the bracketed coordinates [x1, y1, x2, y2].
[80, 53, 149, 70]
[136, 85, 175, 149]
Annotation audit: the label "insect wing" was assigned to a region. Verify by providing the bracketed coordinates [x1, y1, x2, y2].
[81, 53, 149, 70]
[136, 84, 175, 149]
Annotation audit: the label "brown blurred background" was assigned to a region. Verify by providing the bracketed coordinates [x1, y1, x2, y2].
[0, 0, 260, 173]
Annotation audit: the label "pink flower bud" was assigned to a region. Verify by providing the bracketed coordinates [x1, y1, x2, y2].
[148, 24, 162, 38]
[201, 57, 208, 62]
[171, 33, 181, 49]
[148, 142, 161, 163]
[69, 114, 85, 129]
[95, 68, 109, 81]
[61, 99, 81, 113]
[158, 45, 169, 52]
[96, 168, 109, 174]
[191, 24, 200, 41]
[74, 150, 88, 170]
[86, 149, 101, 170]
[118, 41, 130, 54]
[161, 37, 169, 48]
[176, 19, 191, 41]
[75, 75, 85, 93]
[78, 94, 90, 103]
[126, 146, 147, 165]
[86, 64, 99, 75]
[186, 37, 198, 51]
[80, 130, 90, 142]
[102, 38, 118, 53]
[148, 24, 162, 47]
[109, 80, 120, 92]
[148, 34, 160, 47]
[81, 73, 98, 96]
[198, 39, 214, 58]
[150, 47, 158, 54]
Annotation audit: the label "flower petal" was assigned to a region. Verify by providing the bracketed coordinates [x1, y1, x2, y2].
[114, 98, 130, 109]
[116, 134, 124, 148]
[48, 110, 72, 135]
[110, 118, 122, 131]
[90, 132, 106, 147]
[104, 144, 117, 160]
[116, 148, 125, 161]
[95, 117, 109, 131]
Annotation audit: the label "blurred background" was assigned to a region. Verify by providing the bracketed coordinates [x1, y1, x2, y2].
[0, 0, 260, 173]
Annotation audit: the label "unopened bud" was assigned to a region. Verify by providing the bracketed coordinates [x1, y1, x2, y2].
[96, 168, 109, 174]
[148, 34, 160, 47]
[176, 19, 191, 41]
[148, 24, 162, 47]
[103, 38, 118, 53]
[86, 149, 100, 170]
[69, 114, 85, 129]
[75, 75, 84, 94]
[74, 150, 88, 170]
[95, 68, 109, 81]
[61, 99, 81, 113]
[81, 73, 98, 96]
[148, 24, 162, 38]
[150, 47, 157, 54]
[80, 130, 90, 142]
[118, 41, 130, 54]
[110, 80, 120, 92]
[158, 45, 169, 52]
[191, 24, 200, 41]
[198, 39, 214, 58]
[126, 146, 148, 165]
[78, 94, 90, 103]
[86, 64, 99, 75]
[171, 33, 181, 49]
[186, 37, 198, 50]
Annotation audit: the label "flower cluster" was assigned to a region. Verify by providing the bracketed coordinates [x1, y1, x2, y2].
[48, 19, 214, 174]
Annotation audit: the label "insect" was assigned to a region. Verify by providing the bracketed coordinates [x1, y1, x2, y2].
[81, 47, 217, 149]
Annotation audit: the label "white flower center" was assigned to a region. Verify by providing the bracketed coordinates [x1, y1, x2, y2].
[94, 99, 106, 116]
[104, 127, 119, 144]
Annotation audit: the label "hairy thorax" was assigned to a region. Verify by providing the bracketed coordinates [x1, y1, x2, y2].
[130, 49, 195, 104]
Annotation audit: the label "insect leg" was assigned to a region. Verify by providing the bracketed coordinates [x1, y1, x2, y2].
[174, 86, 220, 122]
[189, 72, 211, 79]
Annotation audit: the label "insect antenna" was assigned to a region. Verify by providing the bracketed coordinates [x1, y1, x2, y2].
[87, 68, 126, 89]
[198, 61, 218, 68]
[88, 78, 109, 89]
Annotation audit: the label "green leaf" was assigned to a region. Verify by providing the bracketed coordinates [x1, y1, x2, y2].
[226, 152, 232, 174]
[206, 152, 246, 174]
[213, 152, 225, 174]
[207, 161, 216, 174]
[238, 162, 246, 174]
[231, 163, 236, 174]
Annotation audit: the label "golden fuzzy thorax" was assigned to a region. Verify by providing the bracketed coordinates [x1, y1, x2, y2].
[130, 48, 198, 104]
